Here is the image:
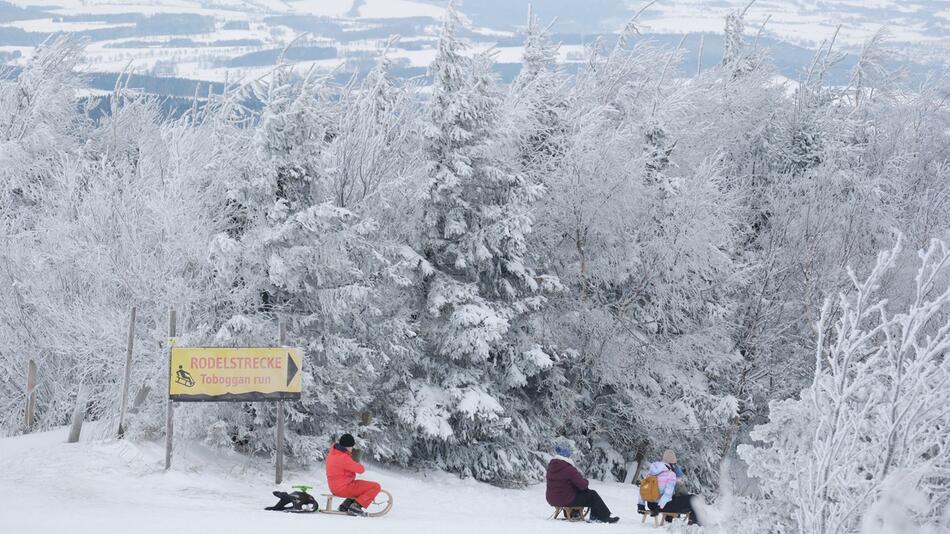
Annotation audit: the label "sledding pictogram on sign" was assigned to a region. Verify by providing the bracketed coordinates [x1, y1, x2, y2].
[168, 347, 303, 402]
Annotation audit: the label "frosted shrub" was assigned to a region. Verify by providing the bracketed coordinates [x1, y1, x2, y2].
[739, 237, 950, 534]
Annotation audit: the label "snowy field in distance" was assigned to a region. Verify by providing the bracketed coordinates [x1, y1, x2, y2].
[634, 0, 949, 47]
[0, 0, 945, 89]
[0, 18, 135, 32]
[358, 0, 444, 19]
[0, 426, 659, 534]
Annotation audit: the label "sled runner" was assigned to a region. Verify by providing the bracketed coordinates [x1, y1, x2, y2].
[551, 506, 590, 522]
[320, 489, 393, 517]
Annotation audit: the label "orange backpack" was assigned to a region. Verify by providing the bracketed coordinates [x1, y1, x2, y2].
[639, 475, 660, 501]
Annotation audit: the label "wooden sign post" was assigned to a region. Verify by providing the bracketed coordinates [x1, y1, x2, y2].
[165, 310, 176, 470]
[276, 321, 287, 485]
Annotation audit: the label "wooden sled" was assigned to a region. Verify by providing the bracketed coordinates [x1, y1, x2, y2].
[638, 507, 687, 528]
[551, 506, 590, 522]
[320, 489, 393, 517]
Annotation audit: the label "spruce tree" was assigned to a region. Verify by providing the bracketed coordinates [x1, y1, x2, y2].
[406, 3, 560, 484]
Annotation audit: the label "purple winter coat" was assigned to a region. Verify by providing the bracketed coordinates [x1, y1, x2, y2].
[545, 458, 589, 506]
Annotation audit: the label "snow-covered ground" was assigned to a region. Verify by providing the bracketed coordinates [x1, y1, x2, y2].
[0, 426, 658, 534]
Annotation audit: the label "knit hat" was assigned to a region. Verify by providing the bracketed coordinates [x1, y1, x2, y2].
[554, 445, 572, 458]
[662, 449, 677, 464]
[339, 433, 356, 448]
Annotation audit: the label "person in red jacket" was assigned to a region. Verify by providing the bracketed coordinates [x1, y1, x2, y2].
[546, 445, 619, 523]
[326, 433, 381, 516]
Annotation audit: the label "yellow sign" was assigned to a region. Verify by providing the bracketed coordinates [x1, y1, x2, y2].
[169, 347, 303, 402]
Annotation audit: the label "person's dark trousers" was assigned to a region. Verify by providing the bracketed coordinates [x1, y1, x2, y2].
[647, 495, 700, 525]
[567, 489, 612, 521]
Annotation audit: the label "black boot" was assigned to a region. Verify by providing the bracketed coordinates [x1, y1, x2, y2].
[338, 498, 355, 512]
[347, 501, 366, 516]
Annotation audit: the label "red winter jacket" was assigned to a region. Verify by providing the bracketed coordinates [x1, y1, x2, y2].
[326, 445, 365, 494]
[546, 458, 589, 506]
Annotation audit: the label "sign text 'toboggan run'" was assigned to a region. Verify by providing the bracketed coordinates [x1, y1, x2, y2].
[168, 347, 303, 402]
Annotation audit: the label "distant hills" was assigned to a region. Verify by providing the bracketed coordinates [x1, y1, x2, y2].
[0, 0, 946, 96]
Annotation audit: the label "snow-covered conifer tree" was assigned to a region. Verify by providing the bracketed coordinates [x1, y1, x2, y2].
[721, 6, 761, 77]
[400, 3, 561, 484]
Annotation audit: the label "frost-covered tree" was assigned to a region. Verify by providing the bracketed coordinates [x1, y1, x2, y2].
[0, 52, 235, 437]
[739, 237, 950, 534]
[206, 64, 392, 460]
[721, 28, 923, 462]
[0, 38, 88, 432]
[522, 28, 746, 485]
[0, 37, 84, 216]
[326, 50, 424, 234]
[721, 4, 762, 77]
[202, 54, 431, 462]
[508, 6, 568, 184]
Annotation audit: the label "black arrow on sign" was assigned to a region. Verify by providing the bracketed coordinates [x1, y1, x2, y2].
[286, 352, 299, 387]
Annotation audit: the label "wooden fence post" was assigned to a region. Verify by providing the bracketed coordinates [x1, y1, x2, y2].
[118, 306, 137, 438]
[276, 320, 287, 485]
[67, 383, 88, 443]
[24, 359, 37, 432]
[165, 310, 176, 471]
[129, 381, 150, 414]
[353, 411, 372, 463]
[625, 448, 645, 485]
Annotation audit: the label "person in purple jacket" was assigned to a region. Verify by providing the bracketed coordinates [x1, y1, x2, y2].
[545, 445, 620, 523]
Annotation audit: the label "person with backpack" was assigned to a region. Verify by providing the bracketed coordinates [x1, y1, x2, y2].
[325, 433, 381, 516]
[663, 449, 685, 478]
[546, 445, 620, 524]
[637, 449, 701, 525]
[656, 449, 690, 494]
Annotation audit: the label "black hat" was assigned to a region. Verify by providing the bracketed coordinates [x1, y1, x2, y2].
[338, 433, 355, 447]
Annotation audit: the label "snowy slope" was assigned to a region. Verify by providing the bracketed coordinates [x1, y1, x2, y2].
[0, 426, 659, 534]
